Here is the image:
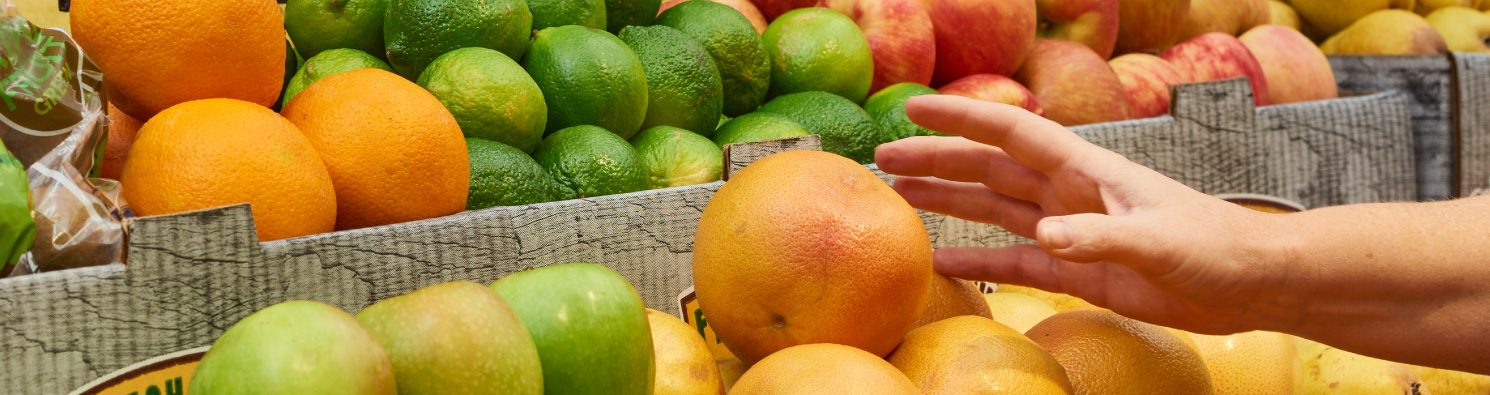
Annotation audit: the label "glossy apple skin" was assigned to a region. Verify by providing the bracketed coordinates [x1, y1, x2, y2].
[1014, 39, 1131, 126]
[190, 301, 397, 395]
[821, 0, 937, 93]
[1178, 0, 1268, 40]
[1425, 6, 1490, 53]
[1114, 0, 1191, 54]
[1160, 32, 1270, 106]
[938, 74, 1045, 116]
[1035, 0, 1120, 59]
[1319, 10, 1447, 56]
[751, 0, 820, 20]
[662, 0, 770, 33]
[921, 0, 1036, 85]
[1240, 25, 1338, 105]
[1109, 53, 1187, 119]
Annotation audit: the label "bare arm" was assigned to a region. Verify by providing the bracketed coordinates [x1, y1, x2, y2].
[875, 94, 1490, 373]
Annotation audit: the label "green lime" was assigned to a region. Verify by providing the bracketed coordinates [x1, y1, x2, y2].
[419, 48, 547, 153]
[712, 112, 811, 148]
[655, 1, 770, 117]
[272, 39, 299, 112]
[864, 82, 942, 141]
[606, 0, 660, 34]
[530, 0, 607, 31]
[285, 0, 387, 60]
[282, 48, 393, 108]
[717, 113, 732, 129]
[619, 25, 724, 137]
[466, 138, 576, 209]
[757, 91, 885, 164]
[763, 8, 873, 104]
[523, 25, 651, 139]
[385, 0, 532, 80]
[532, 125, 650, 197]
[630, 126, 723, 189]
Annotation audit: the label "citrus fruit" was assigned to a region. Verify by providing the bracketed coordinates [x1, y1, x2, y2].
[756, 91, 886, 164]
[607, 0, 662, 34]
[692, 150, 932, 363]
[465, 138, 576, 210]
[529, 0, 607, 31]
[730, 343, 919, 395]
[1027, 308, 1215, 395]
[283, 48, 394, 109]
[1297, 339, 1425, 395]
[630, 126, 723, 189]
[620, 25, 725, 136]
[763, 8, 874, 104]
[281, 68, 469, 230]
[915, 275, 993, 327]
[190, 301, 395, 395]
[983, 292, 1058, 334]
[384, 0, 532, 80]
[711, 112, 812, 148]
[71, 0, 285, 120]
[659, 0, 770, 33]
[120, 99, 336, 242]
[101, 103, 141, 180]
[284, 0, 388, 60]
[864, 83, 942, 140]
[646, 308, 728, 395]
[996, 284, 1093, 312]
[523, 26, 651, 139]
[532, 125, 650, 197]
[887, 316, 1076, 395]
[656, 1, 771, 117]
[273, 39, 300, 112]
[1189, 331, 1296, 395]
[418, 47, 547, 153]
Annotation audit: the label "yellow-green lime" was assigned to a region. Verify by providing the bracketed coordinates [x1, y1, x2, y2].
[273, 39, 300, 112]
[532, 125, 650, 197]
[466, 138, 576, 209]
[712, 112, 811, 148]
[655, 1, 770, 117]
[864, 82, 942, 141]
[763, 8, 873, 104]
[419, 47, 548, 153]
[619, 25, 724, 137]
[529, 0, 607, 31]
[523, 26, 651, 139]
[285, 0, 387, 60]
[606, 0, 661, 34]
[384, 0, 533, 80]
[282, 48, 392, 108]
[629, 126, 723, 189]
[757, 91, 886, 163]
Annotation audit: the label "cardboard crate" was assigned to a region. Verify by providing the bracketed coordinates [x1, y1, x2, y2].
[1329, 55, 1454, 201]
[0, 79, 1413, 394]
[1454, 53, 1490, 196]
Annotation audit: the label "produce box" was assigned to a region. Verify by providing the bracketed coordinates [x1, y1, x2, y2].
[0, 78, 1412, 394]
[1454, 52, 1490, 197]
[1329, 55, 1454, 201]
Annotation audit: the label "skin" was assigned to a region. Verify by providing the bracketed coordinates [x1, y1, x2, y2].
[875, 94, 1490, 374]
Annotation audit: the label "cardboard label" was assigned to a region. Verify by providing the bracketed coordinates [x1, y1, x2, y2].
[676, 286, 736, 360]
[69, 347, 207, 395]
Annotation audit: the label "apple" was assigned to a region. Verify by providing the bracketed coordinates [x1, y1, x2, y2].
[1319, 10, 1448, 55]
[1178, 0, 1268, 40]
[751, 0, 820, 20]
[1035, 0, 1120, 59]
[921, 0, 1036, 85]
[821, 0, 937, 93]
[1013, 39, 1130, 126]
[1240, 25, 1338, 105]
[938, 74, 1045, 116]
[190, 301, 396, 394]
[1289, 0, 1413, 40]
[355, 281, 544, 395]
[1108, 53, 1186, 119]
[1113, 0, 1190, 54]
[661, 0, 770, 33]
[1268, 0, 1302, 31]
[1159, 32, 1270, 106]
[490, 263, 655, 395]
[1426, 6, 1490, 53]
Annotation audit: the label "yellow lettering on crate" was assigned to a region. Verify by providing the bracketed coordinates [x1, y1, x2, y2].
[71, 348, 206, 395]
[677, 286, 736, 360]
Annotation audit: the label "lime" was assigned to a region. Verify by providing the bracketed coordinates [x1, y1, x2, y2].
[757, 91, 885, 163]
[655, 1, 770, 117]
[630, 126, 723, 189]
[466, 138, 576, 209]
[282, 48, 392, 108]
[532, 125, 650, 197]
[864, 82, 942, 141]
[619, 25, 724, 137]
[285, 0, 387, 60]
[419, 48, 547, 153]
[712, 112, 811, 148]
[272, 39, 299, 112]
[606, 0, 661, 34]
[523, 26, 650, 139]
[529, 0, 607, 30]
[384, 0, 532, 80]
[763, 8, 873, 104]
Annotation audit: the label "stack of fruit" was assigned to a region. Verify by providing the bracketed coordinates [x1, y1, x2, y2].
[1276, 0, 1490, 55]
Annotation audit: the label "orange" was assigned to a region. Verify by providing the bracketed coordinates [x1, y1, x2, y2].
[915, 274, 993, 327]
[1189, 331, 1296, 395]
[281, 68, 469, 230]
[70, 0, 284, 121]
[101, 103, 142, 180]
[645, 308, 727, 395]
[888, 315, 1075, 395]
[120, 99, 336, 241]
[691, 150, 932, 364]
[730, 343, 918, 395]
[1027, 308, 1215, 395]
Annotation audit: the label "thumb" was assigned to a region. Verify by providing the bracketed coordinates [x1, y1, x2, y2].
[1037, 213, 1159, 264]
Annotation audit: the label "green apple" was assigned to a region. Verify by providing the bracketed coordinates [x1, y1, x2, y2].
[356, 281, 544, 395]
[491, 263, 655, 395]
[190, 301, 395, 395]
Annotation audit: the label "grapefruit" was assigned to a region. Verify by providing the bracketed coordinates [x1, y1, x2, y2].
[983, 292, 1058, 333]
[730, 343, 918, 395]
[1189, 331, 1297, 395]
[914, 274, 993, 327]
[888, 315, 1075, 394]
[1027, 308, 1216, 394]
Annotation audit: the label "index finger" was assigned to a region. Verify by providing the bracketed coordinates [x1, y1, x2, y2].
[906, 95, 1095, 172]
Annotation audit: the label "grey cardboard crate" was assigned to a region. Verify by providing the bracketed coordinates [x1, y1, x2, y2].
[1329, 55, 1454, 201]
[0, 78, 1413, 394]
[1455, 53, 1490, 196]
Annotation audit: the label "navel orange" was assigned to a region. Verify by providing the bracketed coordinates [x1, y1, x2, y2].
[730, 343, 918, 395]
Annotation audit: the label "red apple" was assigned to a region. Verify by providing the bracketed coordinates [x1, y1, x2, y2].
[1114, 0, 1191, 54]
[1035, 0, 1121, 59]
[921, 0, 1037, 85]
[821, 0, 936, 94]
[1109, 53, 1187, 119]
[662, 0, 770, 33]
[751, 0, 820, 20]
[1178, 0, 1269, 40]
[1160, 32, 1270, 106]
[938, 74, 1046, 116]
[1239, 25, 1336, 105]
[1014, 39, 1131, 126]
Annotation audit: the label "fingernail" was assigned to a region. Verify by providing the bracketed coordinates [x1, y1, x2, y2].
[1040, 220, 1075, 250]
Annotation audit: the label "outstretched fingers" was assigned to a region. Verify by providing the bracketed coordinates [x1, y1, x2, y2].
[892, 177, 1045, 238]
[875, 136, 1050, 203]
[904, 95, 1096, 173]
